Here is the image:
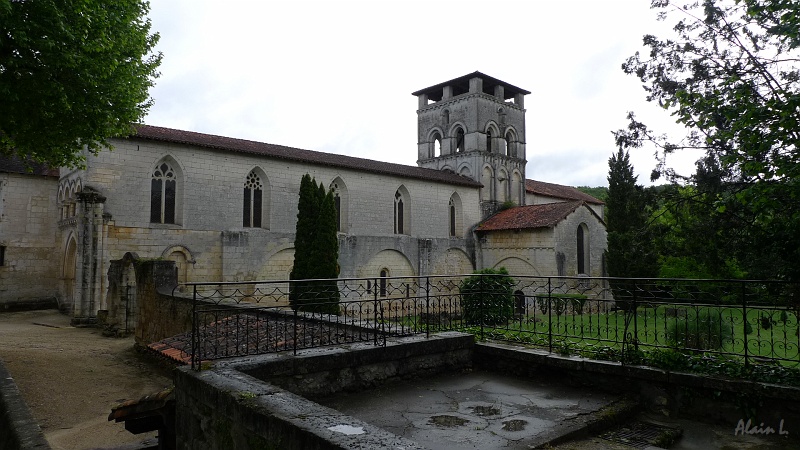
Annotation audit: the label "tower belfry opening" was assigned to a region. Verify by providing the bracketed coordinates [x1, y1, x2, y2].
[413, 72, 529, 218]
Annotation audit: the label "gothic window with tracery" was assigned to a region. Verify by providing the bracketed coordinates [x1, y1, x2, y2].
[394, 190, 405, 234]
[150, 163, 177, 224]
[243, 171, 263, 227]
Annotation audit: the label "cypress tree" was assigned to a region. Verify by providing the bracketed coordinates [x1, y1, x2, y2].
[606, 149, 658, 308]
[289, 175, 340, 313]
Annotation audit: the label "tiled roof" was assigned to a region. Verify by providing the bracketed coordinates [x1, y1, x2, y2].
[108, 388, 174, 423]
[477, 201, 583, 232]
[131, 125, 482, 188]
[525, 179, 604, 204]
[411, 71, 530, 100]
[0, 155, 59, 177]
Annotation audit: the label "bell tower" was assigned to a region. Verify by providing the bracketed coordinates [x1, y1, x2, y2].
[413, 72, 529, 218]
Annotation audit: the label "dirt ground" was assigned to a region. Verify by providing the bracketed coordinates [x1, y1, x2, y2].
[0, 309, 173, 450]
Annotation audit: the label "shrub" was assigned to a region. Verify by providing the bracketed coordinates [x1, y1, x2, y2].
[666, 309, 733, 351]
[460, 268, 515, 325]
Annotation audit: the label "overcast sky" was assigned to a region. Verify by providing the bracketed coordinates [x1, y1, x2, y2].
[144, 0, 697, 187]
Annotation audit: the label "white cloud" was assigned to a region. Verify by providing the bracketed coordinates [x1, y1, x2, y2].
[145, 0, 693, 188]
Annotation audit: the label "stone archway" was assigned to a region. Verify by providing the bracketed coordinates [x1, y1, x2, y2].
[63, 237, 78, 313]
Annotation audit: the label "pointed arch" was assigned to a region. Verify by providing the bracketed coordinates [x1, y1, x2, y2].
[393, 185, 411, 235]
[448, 192, 463, 237]
[63, 233, 78, 309]
[150, 155, 184, 225]
[498, 168, 509, 202]
[329, 176, 349, 233]
[458, 163, 472, 178]
[481, 165, 494, 201]
[511, 170, 523, 205]
[243, 167, 270, 229]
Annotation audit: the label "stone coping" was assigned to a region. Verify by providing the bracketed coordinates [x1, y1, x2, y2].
[174, 332, 473, 449]
[474, 342, 800, 402]
[0, 359, 51, 450]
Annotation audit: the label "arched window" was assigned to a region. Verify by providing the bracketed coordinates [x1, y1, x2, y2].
[150, 162, 177, 224]
[481, 166, 493, 201]
[486, 128, 493, 153]
[330, 177, 348, 233]
[394, 190, 404, 234]
[448, 193, 462, 238]
[577, 223, 590, 275]
[505, 130, 516, 158]
[243, 171, 263, 227]
[455, 127, 465, 153]
[511, 171, 522, 205]
[379, 269, 388, 297]
[431, 131, 442, 157]
[449, 198, 456, 237]
[498, 169, 509, 202]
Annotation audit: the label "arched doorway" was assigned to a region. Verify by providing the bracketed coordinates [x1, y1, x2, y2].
[63, 237, 77, 312]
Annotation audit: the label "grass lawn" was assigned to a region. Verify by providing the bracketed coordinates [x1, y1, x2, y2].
[400, 303, 800, 365]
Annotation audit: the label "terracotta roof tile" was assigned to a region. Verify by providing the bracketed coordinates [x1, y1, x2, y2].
[108, 388, 174, 422]
[0, 155, 59, 177]
[477, 202, 583, 232]
[131, 125, 482, 188]
[525, 179, 603, 204]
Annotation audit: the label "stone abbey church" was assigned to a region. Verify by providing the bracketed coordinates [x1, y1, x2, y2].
[0, 72, 606, 317]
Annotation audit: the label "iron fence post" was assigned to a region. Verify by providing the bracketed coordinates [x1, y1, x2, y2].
[742, 281, 749, 369]
[425, 276, 430, 339]
[633, 283, 638, 354]
[191, 284, 197, 370]
[548, 277, 553, 353]
[293, 307, 298, 356]
[373, 277, 379, 345]
[479, 274, 485, 340]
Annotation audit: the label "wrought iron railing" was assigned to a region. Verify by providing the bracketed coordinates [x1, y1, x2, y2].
[182, 275, 800, 372]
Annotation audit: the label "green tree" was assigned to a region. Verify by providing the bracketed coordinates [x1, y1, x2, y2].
[615, 0, 800, 282]
[459, 268, 515, 325]
[605, 148, 658, 280]
[575, 186, 609, 203]
[289, 174, 340, 314]
[0, 0, 162, 168]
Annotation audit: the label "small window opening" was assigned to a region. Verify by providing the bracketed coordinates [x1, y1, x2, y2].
[394, 191, 404, 234]
[0, 246, 5, 266]
[449, 199, 456, 237]
[379, 269, 388, 297]
[456, 128, 465, 153]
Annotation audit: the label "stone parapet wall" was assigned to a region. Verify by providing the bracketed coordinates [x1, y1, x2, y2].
[172, 333, 472, 450]
[0, 359, 51, 450]
[474, 342, 800, 430]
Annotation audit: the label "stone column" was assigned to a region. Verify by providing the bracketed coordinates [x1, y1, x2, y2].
[74, 188, 106, 320]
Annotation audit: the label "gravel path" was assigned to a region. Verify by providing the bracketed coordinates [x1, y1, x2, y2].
[0, 309, 173, 450]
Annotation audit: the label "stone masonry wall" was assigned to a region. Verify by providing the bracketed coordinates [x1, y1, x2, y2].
[80, 139, 482, 240]
[0, 359, 51, 450]
[172, 333, 472, 450]
[0, 173, 60, 309]
[552, 205, 607, 277]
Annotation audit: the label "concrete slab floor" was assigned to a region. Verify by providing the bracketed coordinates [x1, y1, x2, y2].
[316, 370, 620, 450]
